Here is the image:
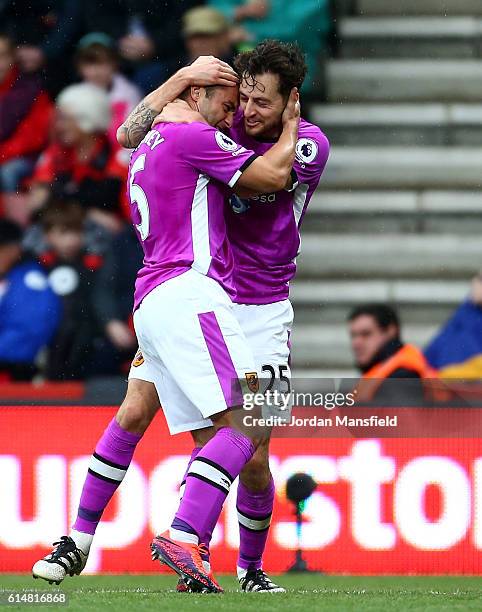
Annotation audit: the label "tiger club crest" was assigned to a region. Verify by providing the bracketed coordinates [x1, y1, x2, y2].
[132, 349, 145, 367]
[245, 372, 259, 393]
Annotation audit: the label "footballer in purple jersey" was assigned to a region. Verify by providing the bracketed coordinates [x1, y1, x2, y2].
[227, 110, 329, 304]
[113, 42, 329, 593]
[32, 64, 301, 593]
[149, 42, 329, 592]
[99, 41, 327, 593]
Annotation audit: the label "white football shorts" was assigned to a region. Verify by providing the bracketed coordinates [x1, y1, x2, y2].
[129, 269, 257, 434]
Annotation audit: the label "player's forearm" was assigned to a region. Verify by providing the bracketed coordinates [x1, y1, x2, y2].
[262, 118, 298, 187]
[237, 118, 298, 193]
[116, 68, 190, 148]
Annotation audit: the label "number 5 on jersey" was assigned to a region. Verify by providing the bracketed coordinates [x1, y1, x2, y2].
[130, 153, 150, 241]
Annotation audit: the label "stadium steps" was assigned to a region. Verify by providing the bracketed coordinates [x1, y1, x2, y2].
[291, 279, 466, 329]
[291, 0, 481, 374]
[320, 147, 482, 189]
[305, 190, 482, 234]
[311, 104, 482, 146]
[328, 60, 482, 102]
[339, 17, 482, 58]
[297, 234, 482, 279]
[357, 0, 482, 17]
[291, 279, 468, 306]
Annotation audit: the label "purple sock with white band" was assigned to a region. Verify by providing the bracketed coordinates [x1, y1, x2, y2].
[72, 418, 141, 535]
[236, 476, 275, 571]
[172, 427, 255, 541]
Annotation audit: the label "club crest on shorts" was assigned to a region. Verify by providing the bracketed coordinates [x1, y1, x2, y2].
[245, 372, 259, 393]
[132, 349, 144, 367]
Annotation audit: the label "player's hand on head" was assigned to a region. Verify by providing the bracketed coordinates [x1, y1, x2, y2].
[152, 100, 206, 127]
[282, 88, 301, 126]
[185, 55, 239, 88]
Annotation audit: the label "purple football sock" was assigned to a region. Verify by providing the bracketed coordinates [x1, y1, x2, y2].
[72, 418, 141, 535]
[172, 427, 254, 542]
[237, 476, 275, 571]
[179, 447, 202, 498]
[179, 446, 213, 560]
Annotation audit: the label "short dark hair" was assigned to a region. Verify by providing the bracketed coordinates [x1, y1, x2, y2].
[348, 304, 400, 331]
[75, 42, 117, 67]
[41, 202, 85, 233]
[234, 39, 307, 98]
[179, 84, 218, 102]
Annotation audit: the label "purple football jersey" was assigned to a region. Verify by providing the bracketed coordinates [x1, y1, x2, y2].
[226, 113, 330, 304]
[129, 122, 257, 310]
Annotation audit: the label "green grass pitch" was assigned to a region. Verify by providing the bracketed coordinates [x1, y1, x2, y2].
[1, 574, 482, 611]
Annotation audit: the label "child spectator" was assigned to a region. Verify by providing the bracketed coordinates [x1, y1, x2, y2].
[75, 33, 141, 160]
[40, 202, 103, 380]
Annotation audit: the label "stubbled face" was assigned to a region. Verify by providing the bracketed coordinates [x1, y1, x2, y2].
[0, 38, 14, 83]
[349, 315, 397, 369]
[198, 85, 238, 131]
[54, 109, 84, 146]
[240, 72, 286, 139]
[45, 228, 83, 260]
[78, 61, 114, 90]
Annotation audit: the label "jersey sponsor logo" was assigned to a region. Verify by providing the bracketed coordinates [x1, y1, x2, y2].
[230, 193, 276, 213]
[230, 194, 250, 214]
[295, 138, 318, 165]
[215, 131, 239, 152]
[245, 372, 260, 393]
[250, 193, 276, 203]
[132, 349, 145, 367]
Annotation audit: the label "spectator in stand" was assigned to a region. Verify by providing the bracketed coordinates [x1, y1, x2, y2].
[210, 0, 331, 92]
[0, 33, 53, 224]
[425, 274, 482, 378]
[348, 304, 435, 403]
[91, 225, 144, 376]
[182, 7, 235, 65]
[28, 82, 127, 234]
[77, 0, 205, 93]
[39, 202, 102, 380]
[75, 33, 141, 160]
[0, 219, 60, 381]
[210, 0, 269, 46]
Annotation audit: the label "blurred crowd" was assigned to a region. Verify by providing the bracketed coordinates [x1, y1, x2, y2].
[0, 0, 331, 382]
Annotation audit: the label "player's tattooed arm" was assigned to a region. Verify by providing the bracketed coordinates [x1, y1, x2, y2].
[117, 101, 160, 149]
[117, 56, 238, 148]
